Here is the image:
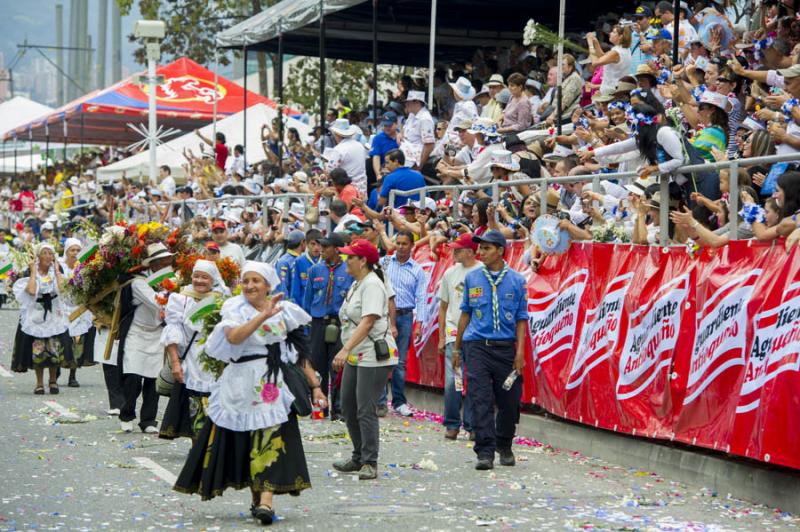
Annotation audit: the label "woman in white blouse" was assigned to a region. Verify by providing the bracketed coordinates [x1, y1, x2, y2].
[174, 261, 326, 526]
[11, 243, 72, 394]
[158, 259, 228, 440]
[60, 238, 94, 388]
[588, 24, 633, 94]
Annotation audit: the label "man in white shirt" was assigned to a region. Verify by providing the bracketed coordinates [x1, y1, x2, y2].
[330, 119, 368, 195]
[330, 199, 362, 233]
[400, 90, 436, 169]
[438, 233, 481, 440]
[157, 165, 176, 199]
[226, 144, 245, 179]
[210, 220, 245, 267]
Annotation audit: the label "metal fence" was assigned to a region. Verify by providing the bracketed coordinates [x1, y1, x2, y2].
[388, 152, 800, 246]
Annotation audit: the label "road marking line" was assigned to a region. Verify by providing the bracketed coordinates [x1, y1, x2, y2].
[0, 364, 12, 377]
[133, 456, 178, 485]
[43, 400, 81, 420]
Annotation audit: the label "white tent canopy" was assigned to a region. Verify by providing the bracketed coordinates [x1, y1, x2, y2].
[0, 153, 48, 173]
[0, 97, 53, 139]
[96, 103, 312, 181]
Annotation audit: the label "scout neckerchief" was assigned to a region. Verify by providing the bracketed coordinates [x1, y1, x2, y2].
[305, 250, 320, 266]
[324, 259, 342, 307]
[481, 262, 509, 331]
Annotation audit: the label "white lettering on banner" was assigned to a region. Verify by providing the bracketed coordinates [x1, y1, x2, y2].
[528, 269, 589, 373]
[737, 281, 800, 414]
[567, 272, 634, 389]
[150, 75, 227, 104]
[683, 270, 761, 406]
[616, 275, 689, 401]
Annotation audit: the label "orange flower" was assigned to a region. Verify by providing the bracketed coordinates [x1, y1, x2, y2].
[161, 278, 178, 292]
[155, 293, 169, 306]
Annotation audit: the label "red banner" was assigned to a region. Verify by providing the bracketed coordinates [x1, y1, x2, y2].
[406, 240, 800, 470]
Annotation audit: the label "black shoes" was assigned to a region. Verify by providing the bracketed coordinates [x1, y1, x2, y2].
[332, 459, 362, 473]
[498, 449, 516, 466]
[253, 505, 274, 525]
[475, 456, 494, 470]
[68, 377, 80, 388]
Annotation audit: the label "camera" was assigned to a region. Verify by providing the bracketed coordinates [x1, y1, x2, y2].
[445, 144, 458, 157]
[556, 211, 572, 221]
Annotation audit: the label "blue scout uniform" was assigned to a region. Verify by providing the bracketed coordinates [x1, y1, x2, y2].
[304, 259, 352, 416]
[275, 249, 301, 297]
[289, 251, 321, 306]
[459, 262, 529, 461]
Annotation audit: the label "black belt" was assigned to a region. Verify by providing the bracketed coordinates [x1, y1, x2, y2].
[471, 339, 515, 347]
[231, 354, 268, 364]
[397, 308, 414, 315]
[36, 293, 57, 321]
[313, 316, 340, 323]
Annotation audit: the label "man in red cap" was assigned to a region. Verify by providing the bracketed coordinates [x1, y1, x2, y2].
[210, 220, 245, 267]
[438, 233, 480, 440]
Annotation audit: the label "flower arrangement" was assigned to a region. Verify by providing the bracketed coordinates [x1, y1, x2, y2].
[195, 297, 227, 379]
[591, 221, 630, 243]
[522, 19, 588, 54]
[216, 257, 241, 289]
[174, 252, 204, 287]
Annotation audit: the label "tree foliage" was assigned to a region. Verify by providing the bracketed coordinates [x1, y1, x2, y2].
[284, 57, 404, 112]
[115, 0, 252, 66]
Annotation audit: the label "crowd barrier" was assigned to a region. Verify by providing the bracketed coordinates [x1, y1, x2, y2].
[405, 239, 800, 471]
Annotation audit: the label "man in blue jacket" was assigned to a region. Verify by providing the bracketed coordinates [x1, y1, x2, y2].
[290, 228, 322, 306]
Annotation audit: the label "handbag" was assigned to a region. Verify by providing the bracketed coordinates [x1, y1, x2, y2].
[156, 331, 198, 397]
[280, 361, 313, 416]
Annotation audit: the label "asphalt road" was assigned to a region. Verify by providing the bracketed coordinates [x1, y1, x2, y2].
[0, 308, 797, 531]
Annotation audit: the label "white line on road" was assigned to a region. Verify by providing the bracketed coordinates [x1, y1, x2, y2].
[0, 364, 12, 377]
[43, 400, 80, 419]
[133, 456, 178, 485]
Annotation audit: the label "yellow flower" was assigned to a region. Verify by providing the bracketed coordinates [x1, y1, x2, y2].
[137, 221, 164, 237]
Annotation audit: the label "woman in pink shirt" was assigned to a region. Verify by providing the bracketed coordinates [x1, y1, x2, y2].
[498, 73, 532, 133]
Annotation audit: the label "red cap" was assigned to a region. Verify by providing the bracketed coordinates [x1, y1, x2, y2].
[205, 241, 220, 252]
[211, 220, 227, 232]
[449, 232, 479, 251]
[339, 239, 380, 264]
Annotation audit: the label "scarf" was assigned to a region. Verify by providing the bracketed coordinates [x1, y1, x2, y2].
[481, 263, 509, 331]
[180, 286, 222, 301]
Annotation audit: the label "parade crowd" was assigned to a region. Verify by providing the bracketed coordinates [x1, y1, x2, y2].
[4, 0, 800, 526]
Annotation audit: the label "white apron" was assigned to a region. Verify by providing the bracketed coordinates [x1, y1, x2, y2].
[122, 323, 164, 378]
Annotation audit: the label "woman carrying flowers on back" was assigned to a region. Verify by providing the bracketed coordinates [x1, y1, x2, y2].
[174, 261, 327, 526]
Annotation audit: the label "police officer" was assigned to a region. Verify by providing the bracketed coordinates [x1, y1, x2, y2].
[275, 230, 305, 296]
[453, 230, 528, 470]
[303, 232, 352, 419]
[290, 229, 322, 306]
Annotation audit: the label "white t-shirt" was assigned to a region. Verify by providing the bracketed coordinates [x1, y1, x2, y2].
[332, 137, 368, 195]
[334, 213, 362, 233]
[159, 176, 176, 198]
[438, 262, 481, 344]
[219, 241, 245, 267]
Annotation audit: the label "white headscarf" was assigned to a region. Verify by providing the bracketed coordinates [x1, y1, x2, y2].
[241, 260, 280, 292]
[35, 242, 56, 257]
[192, 259, 230, 296]
[62, 238, 82, 262]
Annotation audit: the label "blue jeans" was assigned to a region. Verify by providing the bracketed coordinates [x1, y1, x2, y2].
[379, 312, 413, 408]
[444, 343, 473, 431]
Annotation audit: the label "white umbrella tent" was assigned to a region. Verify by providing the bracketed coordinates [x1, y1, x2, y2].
[96, 103, 312, 181]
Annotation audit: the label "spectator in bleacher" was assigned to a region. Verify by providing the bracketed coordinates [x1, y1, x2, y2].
[369, 112, 400, 179]
[588, 24, 633, 95]
[498, 73, 532, 133]
[481, 74, 506, 123]
[329, 119, 369, 195]
[400, 91, 436, 170]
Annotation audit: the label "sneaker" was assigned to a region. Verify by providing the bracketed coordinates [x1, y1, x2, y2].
[106, 408, 121, 416]
[332, 459, 362, 473]
[395, 403, 413, 417]
[444, 429, 459, 440]
[142, 425, 159, 434]
[376, 404, 389, 417]
[498, 449, 516, 466]
[475, 456, 494, 470]
[120, 421, 134, 433]
[358, 464, 377, 480]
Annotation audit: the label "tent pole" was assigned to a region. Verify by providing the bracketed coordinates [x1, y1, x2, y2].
[372, 0, 378, 124]
[45, 133, 50, 180]
[427, 0, 437, 109]
[213, 47, 218, 145]
[672, 0, 680, 65]
[14, 137, 17, 176]
[243, 45, 248, 169]
[80, 113, 84, 177]
[556, 0, 565, 135]
[63, 118, 67, 164]
[278, 20, 284, 170]
[29, 130, 33, 177]
[319, 0, 326, 129]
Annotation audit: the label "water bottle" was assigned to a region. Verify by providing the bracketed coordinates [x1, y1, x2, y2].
[311, 400, 325, 420]
[502, 370, 518, 391]
[454, 369, 463, 392]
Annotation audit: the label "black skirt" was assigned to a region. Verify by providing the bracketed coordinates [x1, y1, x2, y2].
[159, 383, 209, 440]
[11, 323, 74, 372]
[173, 414, 311, 501]
[73, 327, 97, 367]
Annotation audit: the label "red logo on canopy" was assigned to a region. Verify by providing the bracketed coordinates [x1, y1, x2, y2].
[143, 75, 227, 104]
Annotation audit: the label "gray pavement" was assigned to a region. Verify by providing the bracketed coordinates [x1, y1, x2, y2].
[0, 308, 798, 531]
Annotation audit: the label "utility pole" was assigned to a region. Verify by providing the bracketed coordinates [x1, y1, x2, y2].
[56, 4, 64, 105]
[111, 0, 122, 82]
[97, 0, 108, 89]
